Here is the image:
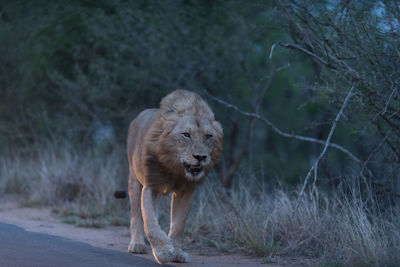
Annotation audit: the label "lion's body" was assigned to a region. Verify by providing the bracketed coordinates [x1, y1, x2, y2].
[127, 90, 222, 264]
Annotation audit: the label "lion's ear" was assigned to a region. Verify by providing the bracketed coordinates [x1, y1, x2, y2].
[161, 109, 179, 121]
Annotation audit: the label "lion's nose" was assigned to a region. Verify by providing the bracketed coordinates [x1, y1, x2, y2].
[193, 154, 207, 162]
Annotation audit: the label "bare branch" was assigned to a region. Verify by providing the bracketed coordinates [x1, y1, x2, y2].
[269, 43, 276, 59]
[279, 42, 338, 70]
[219, 71, 275, 187]
[360, 129, 392, 177]
[296, 86, 354, 209]
[205, 90, 362, 165]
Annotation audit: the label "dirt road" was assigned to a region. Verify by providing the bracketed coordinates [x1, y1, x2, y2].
[0, 200, 313, 266]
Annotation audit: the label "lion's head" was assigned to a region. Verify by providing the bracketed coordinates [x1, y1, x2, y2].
[147, 90, 223, 182]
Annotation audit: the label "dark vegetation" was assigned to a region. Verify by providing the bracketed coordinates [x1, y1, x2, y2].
[1, 0, 321, 184]
[1, 1, 400, 266]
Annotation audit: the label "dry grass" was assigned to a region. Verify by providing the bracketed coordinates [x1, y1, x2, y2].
[0, 143, 129, 218]
[1, 144, 399, 266]
[189, 178, 400, 266]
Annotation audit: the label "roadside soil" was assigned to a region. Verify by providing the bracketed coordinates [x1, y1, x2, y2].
[0, 198, 315, 267]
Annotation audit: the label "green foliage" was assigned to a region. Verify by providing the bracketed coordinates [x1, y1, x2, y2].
[0, 0, 372, 186]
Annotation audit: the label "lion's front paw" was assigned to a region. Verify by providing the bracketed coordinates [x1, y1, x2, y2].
[128, 241, 147, 254]
[152, 243, 176, 264]
[172, 249, 190, 263]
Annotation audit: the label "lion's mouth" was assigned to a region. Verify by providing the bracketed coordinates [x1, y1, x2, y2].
[183, 162, 204, 175]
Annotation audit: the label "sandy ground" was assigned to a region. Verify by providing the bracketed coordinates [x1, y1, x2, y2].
[0, 199, 315, 267]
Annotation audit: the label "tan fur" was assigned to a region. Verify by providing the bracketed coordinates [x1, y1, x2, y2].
[127, 90, 223, 264]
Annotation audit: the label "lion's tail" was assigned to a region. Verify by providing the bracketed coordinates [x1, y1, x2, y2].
[113, 190, 128, 199]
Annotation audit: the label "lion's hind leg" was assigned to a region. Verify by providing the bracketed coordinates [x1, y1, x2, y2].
[128, 172, 147, 254]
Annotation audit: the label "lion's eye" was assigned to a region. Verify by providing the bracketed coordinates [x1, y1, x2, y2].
[182, 132, 191, 139]
[205, 134, 213, 140]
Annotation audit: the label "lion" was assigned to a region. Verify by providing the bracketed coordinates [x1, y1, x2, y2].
[126, 90, 223, 264]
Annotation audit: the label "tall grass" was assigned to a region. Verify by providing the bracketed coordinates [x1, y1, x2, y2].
[1, 144, 399, 266]
[0, 143, 129, 215]
[189, 178, 400, 266]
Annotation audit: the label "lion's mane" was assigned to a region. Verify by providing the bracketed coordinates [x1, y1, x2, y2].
[142, 90, 222, 191]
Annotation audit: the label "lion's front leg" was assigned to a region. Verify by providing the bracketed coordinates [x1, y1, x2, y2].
[128, 172, 146, 254]
[168, 187, 195, 263]
[141, 186, 176, 264]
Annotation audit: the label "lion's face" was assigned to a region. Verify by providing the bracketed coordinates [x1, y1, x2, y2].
[147, 90, 223, 183]
[156, 112, 222, 182]
[173, 115, 222, 180]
